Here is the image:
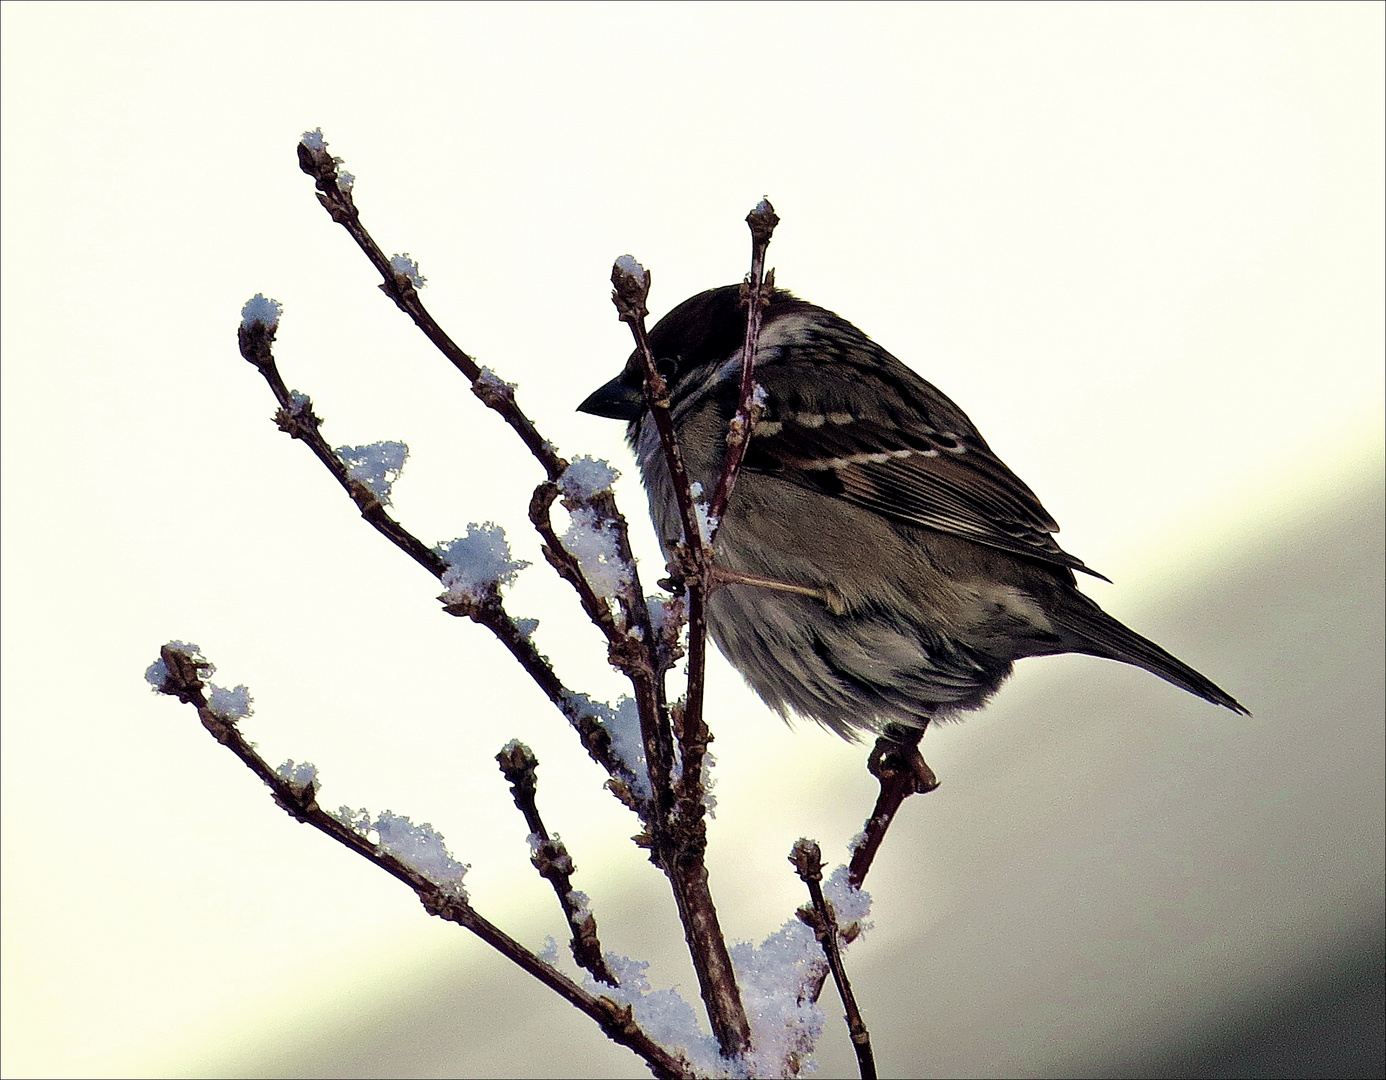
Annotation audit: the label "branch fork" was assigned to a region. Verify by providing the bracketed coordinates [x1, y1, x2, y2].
[170, 133, 922, 1078]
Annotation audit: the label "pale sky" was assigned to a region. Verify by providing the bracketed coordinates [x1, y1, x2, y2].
[2, 4, 1381, 1077]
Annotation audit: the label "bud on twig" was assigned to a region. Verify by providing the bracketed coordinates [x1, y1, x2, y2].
[610, 255, 650, 323]
[746, 197, 780, 246]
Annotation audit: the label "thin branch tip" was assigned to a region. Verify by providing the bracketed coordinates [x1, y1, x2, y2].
[496, 736, 619, 986]
[794, 836, 878, 1079]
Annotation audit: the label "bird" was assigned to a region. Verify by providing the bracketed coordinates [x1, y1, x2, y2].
[579, 285, 1246, 739]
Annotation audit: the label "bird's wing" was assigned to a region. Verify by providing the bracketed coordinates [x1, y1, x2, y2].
[747, 343, 1105, 579]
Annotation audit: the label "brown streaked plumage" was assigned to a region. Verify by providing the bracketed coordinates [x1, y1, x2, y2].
[580, 286, 1246, 736]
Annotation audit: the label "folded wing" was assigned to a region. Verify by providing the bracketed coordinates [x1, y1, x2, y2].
[747, 335, 1106, 579]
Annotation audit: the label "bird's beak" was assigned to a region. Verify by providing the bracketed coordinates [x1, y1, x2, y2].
[577, 371, 646, 420]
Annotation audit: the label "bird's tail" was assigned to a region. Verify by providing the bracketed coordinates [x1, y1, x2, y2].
[1049, 595, 1248, 714]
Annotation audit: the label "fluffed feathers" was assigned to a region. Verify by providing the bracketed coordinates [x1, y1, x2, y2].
[580, 285, 1247, 735]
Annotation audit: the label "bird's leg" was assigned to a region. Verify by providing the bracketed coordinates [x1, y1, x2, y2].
[848, 720, 939, 889]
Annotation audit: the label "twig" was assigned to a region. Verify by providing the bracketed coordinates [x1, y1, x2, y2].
[707, 199, 778, 530]
[677, 201, 778, 835]
[497, 741, 619, 986]
[297, 138, 675, 809]
[790, 839, 876, 1080]
[151, 644, 692, 1080]
[603, 203, 782, 1057]
[275, 141, 749, 1059]
[847, 722, 940, 889]
[238, 318, 447, 578]
[262, 142, 830, 1067]
[610, 259, 712, 811]
[528, 483, 642, 658]
[237, 317, 626, 783]
[610, 260, 709, 576]
[610, 260, 753, 1057]
[296, 138, 565, 481]
[527, 479, 670, 824]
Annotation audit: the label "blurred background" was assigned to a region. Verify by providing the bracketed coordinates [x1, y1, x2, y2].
[2, 3, 1381, 1077]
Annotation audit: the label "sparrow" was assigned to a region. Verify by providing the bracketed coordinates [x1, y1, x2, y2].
[579, 285, 1246, 736]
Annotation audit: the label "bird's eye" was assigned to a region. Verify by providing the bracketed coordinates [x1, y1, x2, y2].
[655, 356, 679, 379]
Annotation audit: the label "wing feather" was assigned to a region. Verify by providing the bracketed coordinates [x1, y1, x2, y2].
[746, 325, 1105, 579]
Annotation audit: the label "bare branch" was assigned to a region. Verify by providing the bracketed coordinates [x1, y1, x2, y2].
[707, 199, 778, 530]
[149, 645, 693, 1080]
[602, 206, 784, 1058]
[790, 839, 876, 1080]
[235, 145, 860, 1072]
[610, 259, 709, 570]
[273, 156, 754, 1058]
[238, 317, 629, 783]
[497, 741, 619, 986]
[239, 318, 445, 578]
[529, 480, 660, 684]
[296, 138, 565, 480]
[610, 258, 752, 1058]
[677, 203, 778, 852]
